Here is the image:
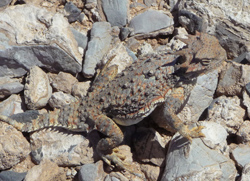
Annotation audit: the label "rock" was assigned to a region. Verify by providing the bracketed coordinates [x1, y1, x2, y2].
[30, 128, 94, 166]
[144, 0, 157, 7]
[237, 120, 250, 144]
[231, 144, 250, 169]
[233, 52, 250, 64]
[70, 28, 88, 51]
[175, 0, 250, 59]
[0, 94, 23, 116]
[241, 163, 250, 181]
[120, 27, 133, 41]
[78, 161, 106, 181]
[200, 121, 228, 153]
[82, 22, 113, 78]
[72, 81, 91, 98]
[206, 95, 245, 134]
[178, 10, 206, 34]
[125, 37, 140, 51]
[246, 82, 250, 95]
[178, 70, 219, 123]
[129, 10, 174, 38]
[51, 72, 78, 94]
[217, 62, 250, 96]
[101, 0, 128, 27]
[24, 66, 52, 110]
[64, 2, 82, 23]
[0, 0, 11, 7]
[0, 77, 23, 99]
[243, 90, 250, 119]
[140, 164, 160, 181]
[133, 128, 166, 166]
[137, 42, 154, 56]
[48, 92, 78, 109]
[0, 171, 26, 181]
[162, 135, 237, 180]
[0, 5, 82, 77]
[24, 160, 66, 181]
[0, 122, 30, 170]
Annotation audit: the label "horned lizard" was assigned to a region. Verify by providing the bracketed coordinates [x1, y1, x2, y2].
[0, 32, 226, 173]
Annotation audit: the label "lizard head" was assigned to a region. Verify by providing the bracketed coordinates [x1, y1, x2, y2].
[174, 31, 227, 79]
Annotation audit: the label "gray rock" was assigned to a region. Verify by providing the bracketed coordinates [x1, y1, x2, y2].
[65, 2, 81, 23]
[178, 10, 205, 34]
[0, 171, 26, 181]
[0, 5, 82, 77]
[120, 27, 132, 41]
[0, 77, 24, 99]
[207, 95, 245, 134]
[237, 120, 250, 144]
[48, 92, 77, 109]
[0, 122, 30, 170]
[243, 90, 250, 119]
[82, 22, 113, 78]
[30, 128, 94, 166]
[0, 0, 11, 7]
[161, 135, 236, 180]
[78, 161, 106, 181]
[24, 66, 52, 110]
[0, 94, 23, 116]
[241, 163, 250, 181]
[129, 10, 174, 36]
[101, 0, 128, 27]
[232, 52, 250, 64]
[144, 0, 156, 6]
[72, 81, 91, 98]
[246, 82, 250, 95]
[232, 144, 250, 169]
[71, 28, 88, 50]
[133, 128, 166, 166]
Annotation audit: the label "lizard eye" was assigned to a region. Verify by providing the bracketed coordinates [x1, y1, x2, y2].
[201, 59, 211, 66]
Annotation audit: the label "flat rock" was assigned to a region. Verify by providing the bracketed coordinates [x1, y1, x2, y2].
[82, 22, 112, 78]
[129, 10, 174, 38]
[30, 128, 94, 166]
[217, 62, 250, 96]
[0, 4, 82, 77]
[24, 159, 66, 181]
[206, 95, 245, 134]
[0, 122, 30, 170]
[0, 94, 23, 116]
[0, 171, 26, 181]
[237, 120, 250, 144]
[231, 144, 250, 169]
[162, 135, 236, 180]
[48, 91, 78, 109]
[0, 77, 24, 99]
[241, 163, 250, 181]
[78, 161, 106, 181]
[101, 0, 128, 27]
[24, 66, 52, 110]
[50, 72, 78, 94]
[72, 81, 91, 98]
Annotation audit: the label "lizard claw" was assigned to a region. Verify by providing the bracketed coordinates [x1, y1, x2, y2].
[179, 125, 205, 142]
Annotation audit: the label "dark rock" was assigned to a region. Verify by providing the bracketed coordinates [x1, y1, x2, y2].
[0, 0, 11, 7]
[232, 52, 250, 64]
[120, 27, 132, 41]
[65, 2, 81, 23]
[178, 10, 205, 34]
[0, 171, 26, 181]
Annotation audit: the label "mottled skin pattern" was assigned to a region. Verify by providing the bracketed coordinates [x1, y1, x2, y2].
[0, 32, 227, 173]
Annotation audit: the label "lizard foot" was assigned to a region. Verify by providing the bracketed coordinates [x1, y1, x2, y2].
[99, 148, 143, 178]
[179, 125, 205, 142]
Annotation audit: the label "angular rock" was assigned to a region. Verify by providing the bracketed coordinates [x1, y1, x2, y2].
[176, 0, 250, 59]
[0, 122, 30, 170]
[51, 72, 78, 94]
[233, 52, 250, 64]
[217, 62, 250, 96]
[162, 135, 237, 180]
[129, 10, 174, 38]
[70, 28, 88, 51]
[64, 2, 81, 23]
[0, 77, 24, 99]
[0, 94, 23, 116]
[231, 144, 250, 169]
[144, 0, 157, 7]
[78, 161, 106, 181]
[0, 5, 82, 77]
[0, 0, 11, 7]
[30, 128, 94, 166]
[241, 163, 250, 181]
[72, 81, 91, 98]
[82, 22, 112, 78]
[0, 171, 26, 181]
[101, 0, 128, 27]
[24, 160, 66, 181]
[133, 128, 166, 166]
[206, 95, 245, 134]
[24, 66, 52, 110]
[140, 164, 160, 181]
[48, 92, 78, 109]
[237, 120, 250, 144]
[243, 90, 250, 119]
